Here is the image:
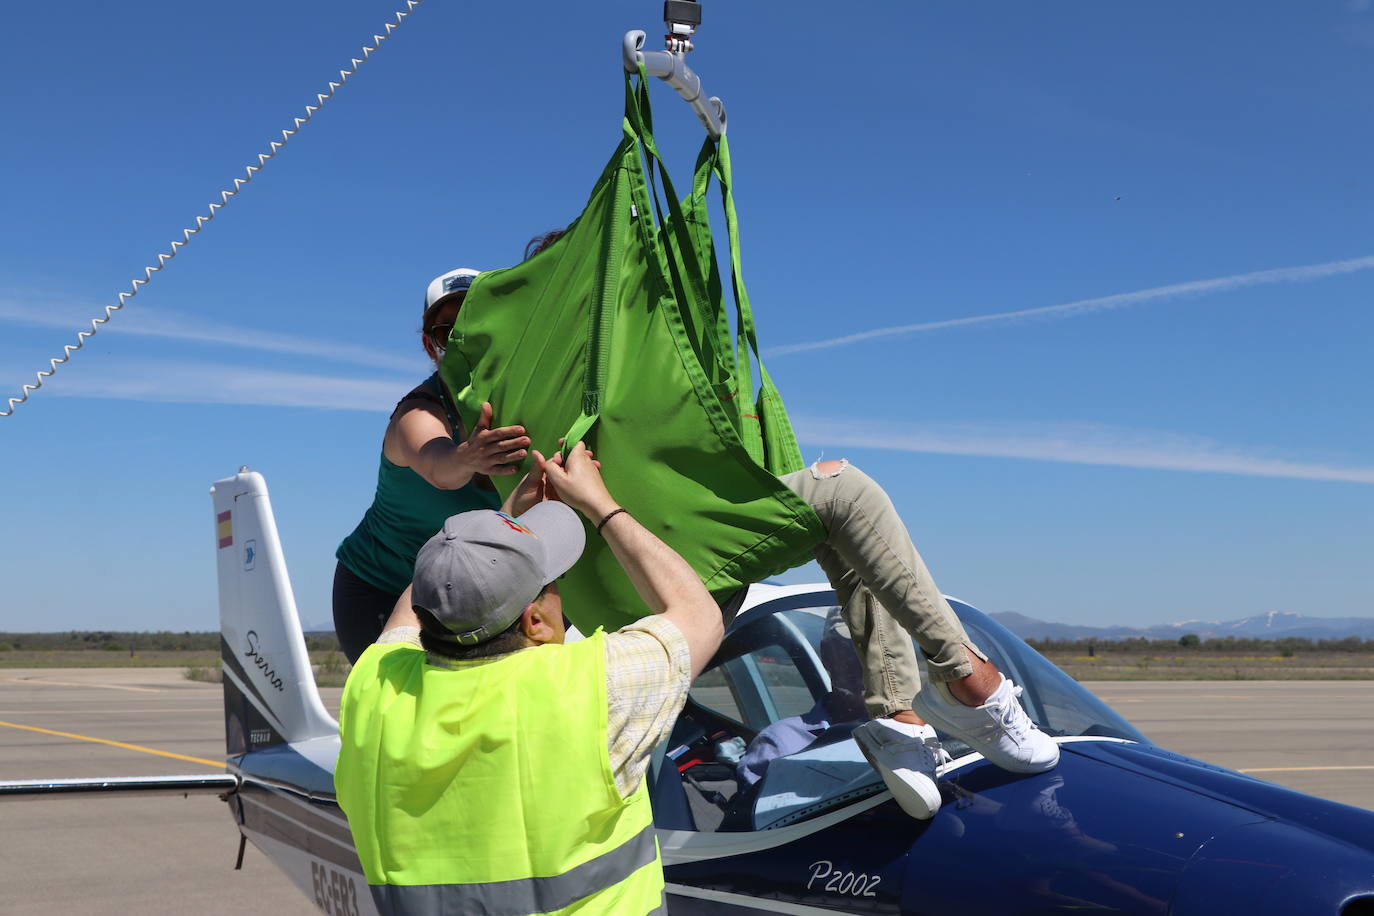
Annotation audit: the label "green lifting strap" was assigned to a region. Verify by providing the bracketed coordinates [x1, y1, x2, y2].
[440, 69, 824, 633]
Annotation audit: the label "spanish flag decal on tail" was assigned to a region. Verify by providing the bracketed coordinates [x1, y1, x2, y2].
[217, 510, 233, 548]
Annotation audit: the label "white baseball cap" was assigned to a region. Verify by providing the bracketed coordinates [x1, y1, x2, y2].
[423, 267, 481, 317]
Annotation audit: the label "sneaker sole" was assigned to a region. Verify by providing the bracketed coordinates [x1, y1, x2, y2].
[909, 694, 1060, 775]
[853, 729, 941, 820]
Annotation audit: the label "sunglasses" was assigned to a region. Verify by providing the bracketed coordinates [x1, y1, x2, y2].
[427, 323, 454, 345]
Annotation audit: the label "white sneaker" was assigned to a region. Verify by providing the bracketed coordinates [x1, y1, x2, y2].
[911, 676, 1060, 774]
[853, 718, 948, 820]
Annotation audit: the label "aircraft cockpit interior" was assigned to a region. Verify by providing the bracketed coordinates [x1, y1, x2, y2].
[650, 589, 1148, 835]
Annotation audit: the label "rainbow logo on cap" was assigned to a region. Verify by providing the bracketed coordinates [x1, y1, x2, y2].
[494, 511, 537, 537]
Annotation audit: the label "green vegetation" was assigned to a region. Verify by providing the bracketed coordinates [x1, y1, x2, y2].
[0, 631, 340, 669]
[184, 664, 222, 684]
[5, 630, 1373, 681]
[1029, 634, 1374, 655]
[1028, 635, 1374, 680]
[181, 651, 350, 686]
[315, 650, 350, 687]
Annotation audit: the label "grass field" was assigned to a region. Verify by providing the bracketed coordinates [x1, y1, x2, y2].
[0, 649, 224, 669]
[1041, 651, 1374, 680]
[0, 631, 350, 683]
[4, 647, 1374, 682]
[0, 648, 352, 687]
[5, 630, 1374, 682]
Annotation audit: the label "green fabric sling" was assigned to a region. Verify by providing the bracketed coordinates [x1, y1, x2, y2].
[440, 69, 824, 633]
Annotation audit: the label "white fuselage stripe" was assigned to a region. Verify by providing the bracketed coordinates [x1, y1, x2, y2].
[659, 737, 1138, 865]
[666, 883, 848, 915]
[240, 793, 356, 854]
[254, 780, 352, 832]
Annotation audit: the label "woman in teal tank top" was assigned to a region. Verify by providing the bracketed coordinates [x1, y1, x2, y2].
[333, 267, 532, 662]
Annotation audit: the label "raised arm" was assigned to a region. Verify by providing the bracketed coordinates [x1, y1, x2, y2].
[385, 399, 531, 490]
[540, 443, 723, 678]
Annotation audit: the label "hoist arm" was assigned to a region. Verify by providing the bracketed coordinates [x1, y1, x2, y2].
[622, 29, 726, 140]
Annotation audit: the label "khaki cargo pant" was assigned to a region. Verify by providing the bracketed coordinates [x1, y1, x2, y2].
[779, 460, 987, 719]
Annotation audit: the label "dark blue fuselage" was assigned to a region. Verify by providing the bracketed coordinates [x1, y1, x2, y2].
[663, 740, 1374, 915]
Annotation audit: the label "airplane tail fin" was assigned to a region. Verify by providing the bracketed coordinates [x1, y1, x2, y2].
[211, 468, 337, 758]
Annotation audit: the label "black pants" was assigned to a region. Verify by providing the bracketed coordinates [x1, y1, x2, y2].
[332, 562, 402, 664]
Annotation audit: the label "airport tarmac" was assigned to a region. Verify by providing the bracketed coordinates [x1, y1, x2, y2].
[1, 669, 1372, 914]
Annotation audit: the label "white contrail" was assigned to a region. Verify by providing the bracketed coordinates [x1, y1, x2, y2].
[792, 416, 1374, 486]
[27, 358, 1374, 485]
[766, 255, 1374, 357]
[40, 359, 408, 412]
[0, 300, 419, 373]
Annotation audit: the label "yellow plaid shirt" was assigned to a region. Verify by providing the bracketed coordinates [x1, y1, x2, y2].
[377, 615, 691, 797]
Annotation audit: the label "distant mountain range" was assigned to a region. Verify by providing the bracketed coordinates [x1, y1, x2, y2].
[990, 610, 1374, 642]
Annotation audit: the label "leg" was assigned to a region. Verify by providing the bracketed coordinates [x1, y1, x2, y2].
[781, 460, 987, 694]
[804, 532, 949, 820]
[332, 562, 401, 664]
[782, 460, 1059, 777]
[811, 539, 921, 720]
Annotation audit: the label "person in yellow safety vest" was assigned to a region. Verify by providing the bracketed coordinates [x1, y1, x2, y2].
[335, 441, 724, 916]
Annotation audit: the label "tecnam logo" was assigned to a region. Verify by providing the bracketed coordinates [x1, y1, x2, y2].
[243, 630, 285, 692]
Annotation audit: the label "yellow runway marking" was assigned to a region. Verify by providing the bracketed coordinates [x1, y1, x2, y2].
[1241, 765, 1374, 774]
[0, 676, 160, 693]
[0, 720, 223, 769]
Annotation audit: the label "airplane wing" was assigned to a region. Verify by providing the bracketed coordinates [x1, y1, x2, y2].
[0, 774, 238, 800]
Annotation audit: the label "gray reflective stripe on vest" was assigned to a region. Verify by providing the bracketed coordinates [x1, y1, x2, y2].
[367, 822, 659, 916]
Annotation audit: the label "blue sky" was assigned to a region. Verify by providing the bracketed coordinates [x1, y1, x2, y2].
[2, 0, 1371, 633]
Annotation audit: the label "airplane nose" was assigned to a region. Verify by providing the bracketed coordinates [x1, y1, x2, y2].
[1173, 818, 1374, 915]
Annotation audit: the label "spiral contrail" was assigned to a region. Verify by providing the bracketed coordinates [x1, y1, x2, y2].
[1, 0, 426, 418]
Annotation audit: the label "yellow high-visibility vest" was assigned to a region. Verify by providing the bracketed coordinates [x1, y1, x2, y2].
[335, 632, 664, 915]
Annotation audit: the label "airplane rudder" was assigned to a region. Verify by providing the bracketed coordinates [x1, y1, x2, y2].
[210, 468, 337, 755]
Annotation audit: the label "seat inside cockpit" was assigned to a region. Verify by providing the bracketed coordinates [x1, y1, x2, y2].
[651, 601, 882, 833]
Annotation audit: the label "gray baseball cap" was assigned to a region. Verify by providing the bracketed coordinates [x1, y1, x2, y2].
[411, 503, 586, 646]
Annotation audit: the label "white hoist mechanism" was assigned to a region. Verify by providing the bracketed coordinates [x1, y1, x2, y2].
[625, 0, 726, 140]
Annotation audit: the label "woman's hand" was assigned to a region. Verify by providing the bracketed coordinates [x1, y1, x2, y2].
[457, 402, 530, 476]
[389, 400, 530, 490]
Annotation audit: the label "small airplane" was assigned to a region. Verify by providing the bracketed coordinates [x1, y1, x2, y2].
[5, 467, 1374, 915]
